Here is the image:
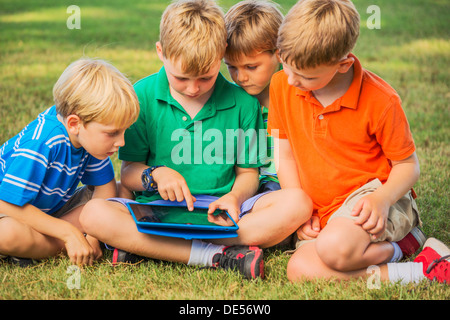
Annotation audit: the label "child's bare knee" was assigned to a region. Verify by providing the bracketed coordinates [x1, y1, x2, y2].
[80, 199, 108, 230]
[0, 217, 30, 254]
[316, 230, 355, 271]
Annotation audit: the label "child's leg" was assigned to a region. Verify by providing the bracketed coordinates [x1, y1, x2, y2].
[0, 185, 95, 260]
[80, 198, 265, 279]
[0, 215, 64, 259]
[287, 179, 423, 281]
[287, 242, 369, 281]
[288, 234, 450, 285]
[216, 188, 312, 248]
[0, 201, 100, 261]
[315, 217, 395, 271]
[286, 217, 393, 281]
[80, 199, 192, 263]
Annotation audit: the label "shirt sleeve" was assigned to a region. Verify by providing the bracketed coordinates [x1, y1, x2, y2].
[267, 77, 288, 140]
[0, 139, 51, 207]
[81, 156, 115, 186]
[375, 95, 416, 161]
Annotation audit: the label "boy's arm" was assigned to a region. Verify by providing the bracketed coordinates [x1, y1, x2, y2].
[230, 166, 259, 204]
[352, 152, 420, 239]
[208, 166, 259, 224]
[120, 161, 196, 210]
[0, 200, 95, 265]
[275, 137, 319, 239]
[120, 161, 148, 192]
[274, 138, 302, 189]
[91, 177, 118, 199]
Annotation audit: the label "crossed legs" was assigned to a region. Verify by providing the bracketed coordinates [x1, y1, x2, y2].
[287, 217, 393, 281]
[80, 188, 312, 261]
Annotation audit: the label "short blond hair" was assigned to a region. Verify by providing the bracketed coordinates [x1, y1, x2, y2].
[159, 0, 227, 76]
[53, 58, 139, 128]
[278, 0, 360, 69]
[225, 0, 283, 61]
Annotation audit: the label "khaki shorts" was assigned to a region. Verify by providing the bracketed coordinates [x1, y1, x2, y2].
[294, 179, 421, 249]
[0, 185, 94, 219]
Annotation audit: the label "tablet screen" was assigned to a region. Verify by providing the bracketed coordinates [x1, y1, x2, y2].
[128, 203, 226, 226]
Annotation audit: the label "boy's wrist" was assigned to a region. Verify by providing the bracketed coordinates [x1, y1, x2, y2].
[141, 166, 165, 191]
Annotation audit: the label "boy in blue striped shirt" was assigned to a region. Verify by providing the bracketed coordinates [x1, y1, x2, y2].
[0, 58, 139, 266]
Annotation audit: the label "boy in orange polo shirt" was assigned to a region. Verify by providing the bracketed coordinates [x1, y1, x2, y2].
[268, 0, 449, 284]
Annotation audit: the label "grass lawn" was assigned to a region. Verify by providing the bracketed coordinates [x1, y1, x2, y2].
[0, 0, 449, 303]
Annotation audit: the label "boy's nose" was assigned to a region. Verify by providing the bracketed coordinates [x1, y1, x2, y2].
[288, 75, 300, 87]
[115, 133, 125, 147]
[237, 70, 248, 83]
[187, 81, 200, 95]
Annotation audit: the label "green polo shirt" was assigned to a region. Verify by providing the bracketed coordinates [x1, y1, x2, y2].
[119, 67, 266, 202]
[259, 106, 278, 184]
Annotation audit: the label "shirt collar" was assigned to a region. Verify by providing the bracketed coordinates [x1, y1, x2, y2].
[340, 53, 362, 110]
[294, 53, 363, 110]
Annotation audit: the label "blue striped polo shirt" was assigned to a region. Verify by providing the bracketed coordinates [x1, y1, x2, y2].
[0, 106, 114, 215]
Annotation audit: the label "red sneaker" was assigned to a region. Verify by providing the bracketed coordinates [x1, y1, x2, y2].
[396, 227, 426, 258]
[414, 238, 449, 284]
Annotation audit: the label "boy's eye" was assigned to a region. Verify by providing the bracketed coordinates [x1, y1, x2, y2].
[247, 66, 257, 70]
[176, 77, 188, 81]
[200, 77, 213, 82]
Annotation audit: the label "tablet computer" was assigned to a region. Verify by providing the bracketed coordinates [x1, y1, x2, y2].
[126, 202, 239, 240]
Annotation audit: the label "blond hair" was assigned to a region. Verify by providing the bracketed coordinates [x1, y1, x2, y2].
[53, 58, 139, 128]
[159, 0, 227, 76]
[278, 0, 360, 69]
[225, 0, 283, 61]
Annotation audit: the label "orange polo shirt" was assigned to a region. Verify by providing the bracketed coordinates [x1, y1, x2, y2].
[268, 54, 416, 228]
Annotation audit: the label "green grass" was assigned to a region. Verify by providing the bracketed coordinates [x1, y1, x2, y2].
[1, 249, 449, 300]
[0, 0, 449, 301]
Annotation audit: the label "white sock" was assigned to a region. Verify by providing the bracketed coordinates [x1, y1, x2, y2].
[389, 242, 403, 262]
[187, 239, 225, 267]
[387, 262, 424, 285]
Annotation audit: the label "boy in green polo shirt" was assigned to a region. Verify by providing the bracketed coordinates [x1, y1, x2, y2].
[80, 0, 312, 280]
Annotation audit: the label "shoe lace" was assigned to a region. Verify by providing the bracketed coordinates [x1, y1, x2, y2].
[425, 254, 450, 281]
[213, 249, 245, 270]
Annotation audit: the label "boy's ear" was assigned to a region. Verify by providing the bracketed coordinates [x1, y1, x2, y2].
[156, 41, 164, 62]
[275, 49, 282, 63]
[65, 114, 82, 135]
[337, 55, 355, 73]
